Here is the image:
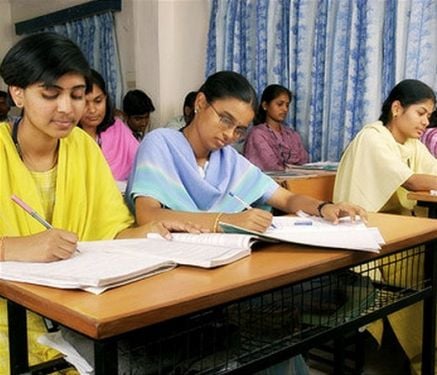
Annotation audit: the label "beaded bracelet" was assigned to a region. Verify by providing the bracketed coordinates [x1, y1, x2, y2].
[0, 236, 5, 262]
[213, 213, 224, 233]
[317, 201, 334, 218]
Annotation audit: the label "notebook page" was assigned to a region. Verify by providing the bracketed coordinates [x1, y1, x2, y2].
[0, 243, 176, 289]
[148, 233, 256, 248]
[143, 237, 251, 267]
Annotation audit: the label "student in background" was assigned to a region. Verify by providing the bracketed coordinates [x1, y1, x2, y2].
[420, 109, 437, 157]
[165, 90, 197, 130]
[79, 69, 139, 182]
[333, 79, 436, 374]
[0, 90, 12, 122]
[243, 84, 309, 171]
[0, 32, 198, 374]
[122, 89, 155, 140]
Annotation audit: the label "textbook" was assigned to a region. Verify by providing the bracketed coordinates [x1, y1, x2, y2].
[0, 220, 383, 294]
[220, 215, 384, 253]
[0, 234, 256, 295]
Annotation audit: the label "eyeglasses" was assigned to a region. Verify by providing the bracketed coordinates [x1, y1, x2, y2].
[208, 101, 248, 140]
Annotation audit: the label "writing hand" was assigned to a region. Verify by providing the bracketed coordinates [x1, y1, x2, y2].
[3, 229, 78, 262]
[220, 208, 273, 232]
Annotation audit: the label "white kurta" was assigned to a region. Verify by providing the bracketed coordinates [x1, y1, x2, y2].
[334, 121, 437, 213]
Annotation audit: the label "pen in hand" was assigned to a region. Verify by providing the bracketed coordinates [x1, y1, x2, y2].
[228, 191, 277, 229]
[11, 194, 80, 253]
[228, 191, 252, 210]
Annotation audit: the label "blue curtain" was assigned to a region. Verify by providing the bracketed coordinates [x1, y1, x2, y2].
[206, 0, 437, 161]
[44, 12, 123, 108]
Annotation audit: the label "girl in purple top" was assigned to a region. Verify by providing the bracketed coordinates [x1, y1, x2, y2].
[243, 84, 309, 171]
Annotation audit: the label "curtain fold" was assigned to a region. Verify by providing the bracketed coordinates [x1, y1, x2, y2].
[206, 0, 437, 161]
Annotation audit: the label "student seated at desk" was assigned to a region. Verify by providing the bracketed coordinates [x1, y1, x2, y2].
[126, 70, 368, 375]
[0, 32, 197, 374]
[334, 79, 437, 215]
[333, 79, 437, 374]
[79, 69, 139, 182]
[420, 109, 437, 157]
[127, 72, 365, 233]
[243, 84, 309, 171]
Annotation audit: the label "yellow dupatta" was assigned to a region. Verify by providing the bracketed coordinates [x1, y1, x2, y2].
[0, 122, 133, 238]
[0, 122, 134, 373]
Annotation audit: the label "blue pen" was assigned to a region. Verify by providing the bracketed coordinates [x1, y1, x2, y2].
[294, 220, 313, 226]
[228, 192, 277, 228]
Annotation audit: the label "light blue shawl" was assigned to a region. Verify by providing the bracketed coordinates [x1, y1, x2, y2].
[126, 128, 279, 213]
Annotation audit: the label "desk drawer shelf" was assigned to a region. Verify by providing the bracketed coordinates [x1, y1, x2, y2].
[118, 246, 429, 374]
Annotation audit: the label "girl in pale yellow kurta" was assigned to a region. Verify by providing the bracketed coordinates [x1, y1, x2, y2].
[0, 32, 194, 375]
[334, 79, 437, 374]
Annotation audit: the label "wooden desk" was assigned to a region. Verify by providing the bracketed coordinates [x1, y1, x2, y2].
[273, 169, 336, 201]
[1, 213, 436, 374]
[407, 191, 437, 218]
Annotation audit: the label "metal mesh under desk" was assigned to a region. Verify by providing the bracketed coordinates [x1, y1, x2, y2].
[117, 246, 428, 374]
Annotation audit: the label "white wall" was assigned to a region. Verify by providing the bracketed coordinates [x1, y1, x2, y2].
[0, 0, 14, 91]
[119, 0, 209, 126]
[0, 0, 209, 124]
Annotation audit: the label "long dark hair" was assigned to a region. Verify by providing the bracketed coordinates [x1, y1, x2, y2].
[379, 79, 436, 125]
[198, 71, 258, 113]
[82, 69, 115, 134]
[255, 84, 292, 125]
[428, 110, 437, 129]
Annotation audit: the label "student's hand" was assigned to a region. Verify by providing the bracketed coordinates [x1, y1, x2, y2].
[135, 221, 209, 240]
[221, 208, 273, 232]
[3, 229, 78, 263]
[319, 202, 368, 224]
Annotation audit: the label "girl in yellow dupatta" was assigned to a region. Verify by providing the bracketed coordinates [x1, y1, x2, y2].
[0, 32, 199, 374]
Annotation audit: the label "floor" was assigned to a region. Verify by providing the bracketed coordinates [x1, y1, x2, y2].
[307, 322, 410, 375]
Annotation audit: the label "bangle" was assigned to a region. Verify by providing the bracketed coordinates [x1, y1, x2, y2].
[317, 201, 333, 218]
[0, 236, 5, 262]
[213, 213, 224, 233]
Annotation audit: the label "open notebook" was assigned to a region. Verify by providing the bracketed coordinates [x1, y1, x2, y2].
[0, 217, 384, 295]
[221, 215, 384, 253]
[0, 234, 255, 294]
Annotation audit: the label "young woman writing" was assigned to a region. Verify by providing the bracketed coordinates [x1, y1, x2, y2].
[0, 32, 197, 373]
[127, 71, 366, 233]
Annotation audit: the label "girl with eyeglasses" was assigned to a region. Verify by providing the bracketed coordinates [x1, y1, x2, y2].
[127, 71, 366, 234]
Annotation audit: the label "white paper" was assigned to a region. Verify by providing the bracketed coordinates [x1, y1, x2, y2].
[0, 237, 252, 293]
[221, 215, 384, 252]
[38, 331, 93, 375]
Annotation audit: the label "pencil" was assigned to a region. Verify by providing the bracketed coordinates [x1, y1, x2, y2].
[11, 194, 53, 229]
[11, 194, 80, 253]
